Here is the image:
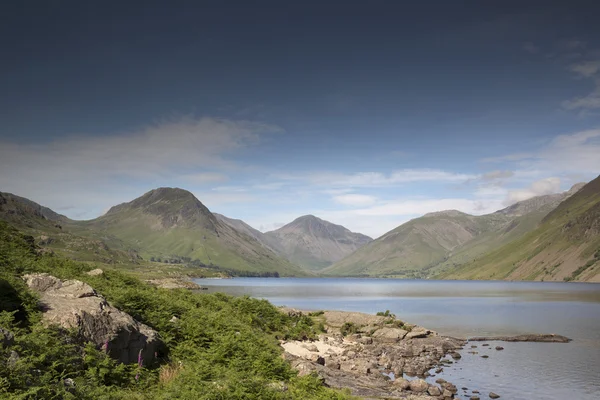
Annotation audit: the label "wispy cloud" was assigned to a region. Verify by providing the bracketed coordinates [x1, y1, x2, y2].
[332, 194, 378, 207]
[0, 116, 278, 217]
[560, 42, 600, 111]
[503, 177, 561, 205]
[275, 169, 476, 188]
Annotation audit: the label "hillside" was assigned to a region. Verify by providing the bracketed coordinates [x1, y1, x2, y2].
[71, 188, 305, 276]
[439, 176, 600, 282]
[325, 185, 584, 278]
[264, 215, 372, 271]
[0, 192, 140, 265]
[214, 213, 281, 254]
[0, 220, 345, 399]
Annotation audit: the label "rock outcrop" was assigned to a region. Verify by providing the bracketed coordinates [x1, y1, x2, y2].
[280, 309, 466, 399]
[24, 273, 163, 364]
[468, 334, 571, 343]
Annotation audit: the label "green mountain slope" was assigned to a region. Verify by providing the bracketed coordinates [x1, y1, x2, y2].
[264, 215, 372, 271]
[0, 192, 140, 265]
[71, 188, 305, 276]
[438, 176, 600, 282]
[323, 210, 506, 277]
[325, 185, 583, 278]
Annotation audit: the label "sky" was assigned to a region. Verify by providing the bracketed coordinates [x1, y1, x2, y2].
[1, 0, 600, 238]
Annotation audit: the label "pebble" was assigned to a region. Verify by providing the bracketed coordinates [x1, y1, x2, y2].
[495, 346, 504, 351]
[489, 392, 500, 399]
[481, 355, 489, 358]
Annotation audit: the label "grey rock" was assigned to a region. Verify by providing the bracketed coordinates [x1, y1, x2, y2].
[393, 377, 410, 390]
[406, 328, 430, 339]
[495, 346, 504, 351]
[428, 385, 442, 396]
[86, 268, 104, 276]
[304, 344, 319, 352]
[7, 350, 19, 368]
[409, 378, 429, 392]
[23, 273, 163, 365]
[372, 327, 407, 342]
[0, 327, 14, 348]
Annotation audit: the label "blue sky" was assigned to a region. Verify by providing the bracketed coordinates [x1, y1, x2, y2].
[1, 1, 600, 238]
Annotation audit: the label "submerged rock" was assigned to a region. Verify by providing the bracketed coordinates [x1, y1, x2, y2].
[469, 334, 571, 343]
[24, 273, 164, 365]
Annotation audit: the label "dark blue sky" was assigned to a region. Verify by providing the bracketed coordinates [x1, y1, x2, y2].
[1, 1, 600, 237]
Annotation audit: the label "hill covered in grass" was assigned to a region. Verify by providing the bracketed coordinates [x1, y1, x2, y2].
[438, 176, 600, 282]
[324, 184, 584, 279]
[0, 188, 305, 277]
[0, 220, 351, 399]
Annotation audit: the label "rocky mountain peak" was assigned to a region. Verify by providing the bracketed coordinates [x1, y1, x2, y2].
[104, 187, 217, 230]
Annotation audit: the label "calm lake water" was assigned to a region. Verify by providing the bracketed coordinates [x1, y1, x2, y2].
[192, 278, 600, 400]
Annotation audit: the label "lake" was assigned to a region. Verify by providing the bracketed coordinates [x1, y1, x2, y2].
[192, 278, 600, 400]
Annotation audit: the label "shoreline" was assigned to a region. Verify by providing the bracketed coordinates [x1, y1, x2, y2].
[280, 308, 465, 399]
[279, 308, 572, 400]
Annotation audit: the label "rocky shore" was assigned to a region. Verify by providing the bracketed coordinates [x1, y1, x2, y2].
[280, 309, 467, 399]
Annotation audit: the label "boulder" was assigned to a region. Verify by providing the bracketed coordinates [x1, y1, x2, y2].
[372, 327, 408, 342]
[406, 328, 430, 339]
[489, 392, 500, 399]
[23, 273, 163, 365]
[393, 377, 410, 390]
[0, 327, 14, 348]
[428, 385, 442, 396]
[409, 378, 429, 392]
[86, 269, 104, 276]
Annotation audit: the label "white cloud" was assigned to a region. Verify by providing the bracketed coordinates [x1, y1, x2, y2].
[332, 194, 378, 207]
[562, 87, 600, 110]
[275, 169, 475, 188]
[180, 172, 229, 184]
[0, 116, 277, 218]
[503, 177, 561, 205]
[484, 129, 600, 177]
[481, 170, 514, 181]
[569, 61, 600, 78]
[347, 198, 503, 218]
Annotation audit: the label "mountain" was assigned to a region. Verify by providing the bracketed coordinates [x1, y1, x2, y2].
[214, 213, 280, 253]
[0, 191, 140, 265]
[72, 188, 304, 276]
[439, 176, 600, 282]
[263, 215, 372, 271]
[324, 184, 585, 278]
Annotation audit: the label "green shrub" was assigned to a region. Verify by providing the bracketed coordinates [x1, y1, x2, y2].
[0, 221, 353, 399]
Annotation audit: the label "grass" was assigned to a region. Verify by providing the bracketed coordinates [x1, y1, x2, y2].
[0, 220, 353, 399]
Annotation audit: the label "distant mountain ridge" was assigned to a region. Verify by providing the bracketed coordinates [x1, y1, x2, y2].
[73, 187, 304, 276]
[262, 215, 372, 271]
[325, 183, 587, 279]
[0, 188, 306, 276]
[439, 177, 600, 282]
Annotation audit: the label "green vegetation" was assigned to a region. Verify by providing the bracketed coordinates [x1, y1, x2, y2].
[339, 322, 358, 337]
[376, 310, 395, 318]
[0, 189, 306, 279]
[0, 221, 352, 399]
[439, 176, 600, 282]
